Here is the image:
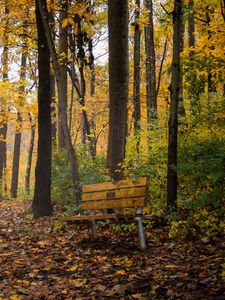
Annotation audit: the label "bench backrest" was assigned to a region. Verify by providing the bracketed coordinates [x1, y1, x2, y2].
[81, 177, 148, 210]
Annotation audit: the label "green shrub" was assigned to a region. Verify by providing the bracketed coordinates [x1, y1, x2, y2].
[51, 144, 109, 209]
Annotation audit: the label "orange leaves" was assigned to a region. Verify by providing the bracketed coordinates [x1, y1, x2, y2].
[0, 200, 224, 298]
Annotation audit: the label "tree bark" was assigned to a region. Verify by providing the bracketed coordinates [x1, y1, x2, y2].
[11, 38, 27, 198]
[11, 117, 22, 198]
[25, 114, 35, 195]
[107, 0, 129, 180]
[156, 38, 167, 98]
[178, 3, 186, 117]
[133, 0, 141, 135]
[205, 6, 217, 101]
[49, 0, 57, 142]
[57, 0, 68, 149]
[0, 1, 9, 198]
[37, 0, 80, 203]
[144, 0, 157, 122]
[188, 0, 197, 113]
[0, 124, 7, 197]
[167, 0, 182, 210]
[32, 0, 52, 217]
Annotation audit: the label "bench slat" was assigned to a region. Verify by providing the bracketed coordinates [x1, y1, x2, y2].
[82, 197, 145, 210]
[82, 186, 146, 201]
[82, 177, 147, 193]
[60, 213, 135, 221]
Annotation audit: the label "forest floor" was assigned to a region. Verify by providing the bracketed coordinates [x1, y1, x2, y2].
[0, 200, 224, 300]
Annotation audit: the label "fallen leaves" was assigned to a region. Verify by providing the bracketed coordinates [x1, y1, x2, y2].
[0, 200, 224, 299]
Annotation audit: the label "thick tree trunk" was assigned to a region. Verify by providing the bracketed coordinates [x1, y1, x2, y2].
[32, 0, 52, 217]
[11, 44, 27, 198]
[167, 0, 182, 209]
[25, 114, 35, 195]
[37, 0, 80, 203]
[133, 0, 141, 135]
[144, 0, 157, 122]
[107, 0, 129, 180]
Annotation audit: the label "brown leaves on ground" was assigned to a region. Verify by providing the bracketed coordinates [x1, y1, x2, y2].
[0, 200, 224, 299]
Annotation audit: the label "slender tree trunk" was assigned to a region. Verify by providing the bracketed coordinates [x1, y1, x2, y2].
[37, 0, 80, 202]
[25, 114, 35, 195]
[167, 0, 182, 209]
[178, 3, 186, 117]
[133, 0, 141, 135]
[57, 0, 68, 149]
[188, 0, 197, 113]
[89, 39, 95, 97]
[205, 6, 217, 102]
[156, 38, 167, 98]
[50, 74, 57, 141]
[0, 2, 9, 197]
[32, 0, 52, 217]
[49, 2, 57, 142]
[11, 41, 27, 198]
[79, 61, 96, 158]
[11, 116, 22, 198]
[0, 124, 7, 197]
[76, 22, 96, 159]
[107, 0, 129, 180]
[144, 0, 157, 122]
[221, 0, 225, 22]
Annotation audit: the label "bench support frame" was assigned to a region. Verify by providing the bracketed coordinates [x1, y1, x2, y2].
[135, 207, 146, 250]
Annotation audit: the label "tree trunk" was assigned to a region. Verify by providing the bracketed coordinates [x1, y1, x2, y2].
[156, 38, 167, 98]
[11, 41, 27, 198]
[37, 0, 80, 202]
[89, 39, 95, 97]
[178, 4, 186, 117]
[144, 0, 157, 122]
[205, 6, 217, 101]
[107, 0, 129, 180]
[32, 0, 52, 217]
[133, 0, 141, 135]
[221, 0, 225, 22]
[49, 2, 57, 142]
[0, 1, 9, 198]
[167, 0, 182, 210]
[57, 0, 68, 149]
[25, 114, 35, 195]
[0, 124, 7, 198]
[188, 0, 197, 113]
[11, 117, 22, 198]
[50, 74, 57, 141]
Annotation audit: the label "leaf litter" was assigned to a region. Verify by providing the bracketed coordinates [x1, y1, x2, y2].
[0, 200, 224, 299]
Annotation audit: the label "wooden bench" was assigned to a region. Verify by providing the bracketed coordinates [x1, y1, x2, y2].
[60, 177, 149, 249]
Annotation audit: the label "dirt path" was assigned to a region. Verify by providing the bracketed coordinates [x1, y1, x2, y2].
[0, 200, 224, 299]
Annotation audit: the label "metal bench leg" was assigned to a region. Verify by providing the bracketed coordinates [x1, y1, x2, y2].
[135, 208, 146, 250]
[91, 220, 97, 238]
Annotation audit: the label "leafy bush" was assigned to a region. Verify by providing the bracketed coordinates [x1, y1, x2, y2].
[51, 145, 108, 209]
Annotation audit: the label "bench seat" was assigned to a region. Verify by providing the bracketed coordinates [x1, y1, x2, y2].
[60, 177, 149, 249]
